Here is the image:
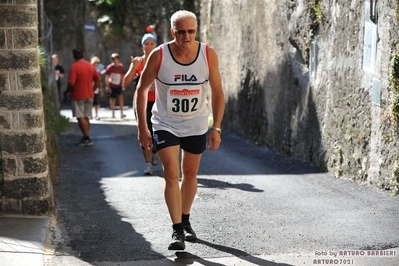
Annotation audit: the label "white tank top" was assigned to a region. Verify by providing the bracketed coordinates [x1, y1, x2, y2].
[152, 41, 209, 137]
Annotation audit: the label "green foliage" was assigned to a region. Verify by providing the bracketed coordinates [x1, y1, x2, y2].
[38, 45, 47, 69]
[310, 0, 324, 24]
[305, 28, 314, 49]
[395, 0, 399, 21]
[39, 45, 70, 182]
[55, 115, 71, 135]
[90, 0, 115, 4]
[389, 52, 399, 120]
[391, 164, 399, 196]
[306, 1, 323, 52]
[88, 0, 126, 38]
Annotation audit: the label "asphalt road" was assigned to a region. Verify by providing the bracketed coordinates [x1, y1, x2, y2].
[47, 105, 399, 266]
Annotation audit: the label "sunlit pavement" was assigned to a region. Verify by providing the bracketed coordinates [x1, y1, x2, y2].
[60, 104, 136, 126]
[3, 102, 396, 266]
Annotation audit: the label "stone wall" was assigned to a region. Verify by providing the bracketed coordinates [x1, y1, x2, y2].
[0, 0, 54, 214]
[201, 0, 398, 190]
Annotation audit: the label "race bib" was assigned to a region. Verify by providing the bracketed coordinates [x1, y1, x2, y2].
[167, 86, 202, 119]
[109, 73, 121, 86]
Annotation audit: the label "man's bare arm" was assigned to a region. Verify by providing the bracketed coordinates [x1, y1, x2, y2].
[136, 48, 160, 148]
[208, 47, 225, 129]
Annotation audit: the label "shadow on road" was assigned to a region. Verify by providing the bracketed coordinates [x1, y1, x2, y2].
[197, 177, 264, 192]
[173, 239, 292, 266]
[54, 129, 166, 262]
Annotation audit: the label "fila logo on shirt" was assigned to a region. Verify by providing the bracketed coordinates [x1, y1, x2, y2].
[174, 74, 197, 82]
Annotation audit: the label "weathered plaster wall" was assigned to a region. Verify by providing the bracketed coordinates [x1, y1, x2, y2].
[201, 0, 398, 189]
[0, 0, 54, 214]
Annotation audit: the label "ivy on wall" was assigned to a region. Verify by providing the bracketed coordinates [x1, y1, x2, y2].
[306, 0, 324, 49]
[391, 164, 399, 196]
[390, 0, 399, 193]
[395, 0, 399, 21]
[389, 51, 399, 121]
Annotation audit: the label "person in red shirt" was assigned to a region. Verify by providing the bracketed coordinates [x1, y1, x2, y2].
[64, 48, 101, 146]
[106, 53, 125, 118]
[123, 33, 158, 175]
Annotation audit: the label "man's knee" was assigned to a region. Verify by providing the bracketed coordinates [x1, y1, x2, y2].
[164, 174, 180, 185]
[182, 168, 198, 180]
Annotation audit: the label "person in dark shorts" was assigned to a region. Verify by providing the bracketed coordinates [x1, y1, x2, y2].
[123, 33, 159, 175]
[135, 10, 225, 250]
[106, 53, 125, 118]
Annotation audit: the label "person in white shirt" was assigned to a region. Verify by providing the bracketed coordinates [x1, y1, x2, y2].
[135, 10, 225, 250]
[106, 53, 125, 118]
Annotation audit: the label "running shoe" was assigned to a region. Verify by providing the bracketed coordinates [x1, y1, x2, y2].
[168, 229, 185, 250]
[143, 162, 153, 175]
[75, 138, 93, 147]
[151, 152, 159, 166]
[183, 221, 197, 241]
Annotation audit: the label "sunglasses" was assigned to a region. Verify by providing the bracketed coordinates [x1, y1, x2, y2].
[174, 29, 196, 35]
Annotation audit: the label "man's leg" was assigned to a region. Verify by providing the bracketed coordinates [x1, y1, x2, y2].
[119, 93, 125, 117]
[158, 145, 186, 250]
[110, 98, 115, 111]
[77, 117, 90, 137]
[181, 151, 201, 241]
[158, 145, 182, 224]
[110, 97, 115, 117]
[142, 148, 152, 175]
[75, 117, 93, 146]
[181, 151, 201, 215]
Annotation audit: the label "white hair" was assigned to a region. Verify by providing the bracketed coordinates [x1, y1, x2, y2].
[170, 10, 197, 29]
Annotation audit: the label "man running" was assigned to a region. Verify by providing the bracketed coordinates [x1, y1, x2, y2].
[136, 10, 225, 250]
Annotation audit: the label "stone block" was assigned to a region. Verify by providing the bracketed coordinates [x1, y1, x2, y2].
[0, 29, 5, 49]
[0, 91, 43, 111]
[2, 156, 17, 177]
[0, 6, 37, 28]
[9, 72, 17, 91]
[22, 155, 48, 174]
[1, 131, 45, 155]
[20, 111, 44, 129]
[0, 50, 39, 71]
[14, 0, 37, 5]
[21, 197, 52, 215]
[12, 112, 19, 130]
[0, 199, 20, 213]
[0, 73, 7, 92]
[0, 112, 11, 129]
[0, 196, 53, 214]
[0, 176, 48, 198]
[6, 29, 12, 49]
[18, 71, 41, 90]
[14, 28, 38, 49]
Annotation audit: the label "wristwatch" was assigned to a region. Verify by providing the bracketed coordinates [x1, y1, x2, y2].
[211, 126, 221, 134]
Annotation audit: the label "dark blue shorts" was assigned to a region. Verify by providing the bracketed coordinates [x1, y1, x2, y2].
[153, 130, 207, 154]
[93, 93, 99, 106]
[110, 87, 122, 98]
